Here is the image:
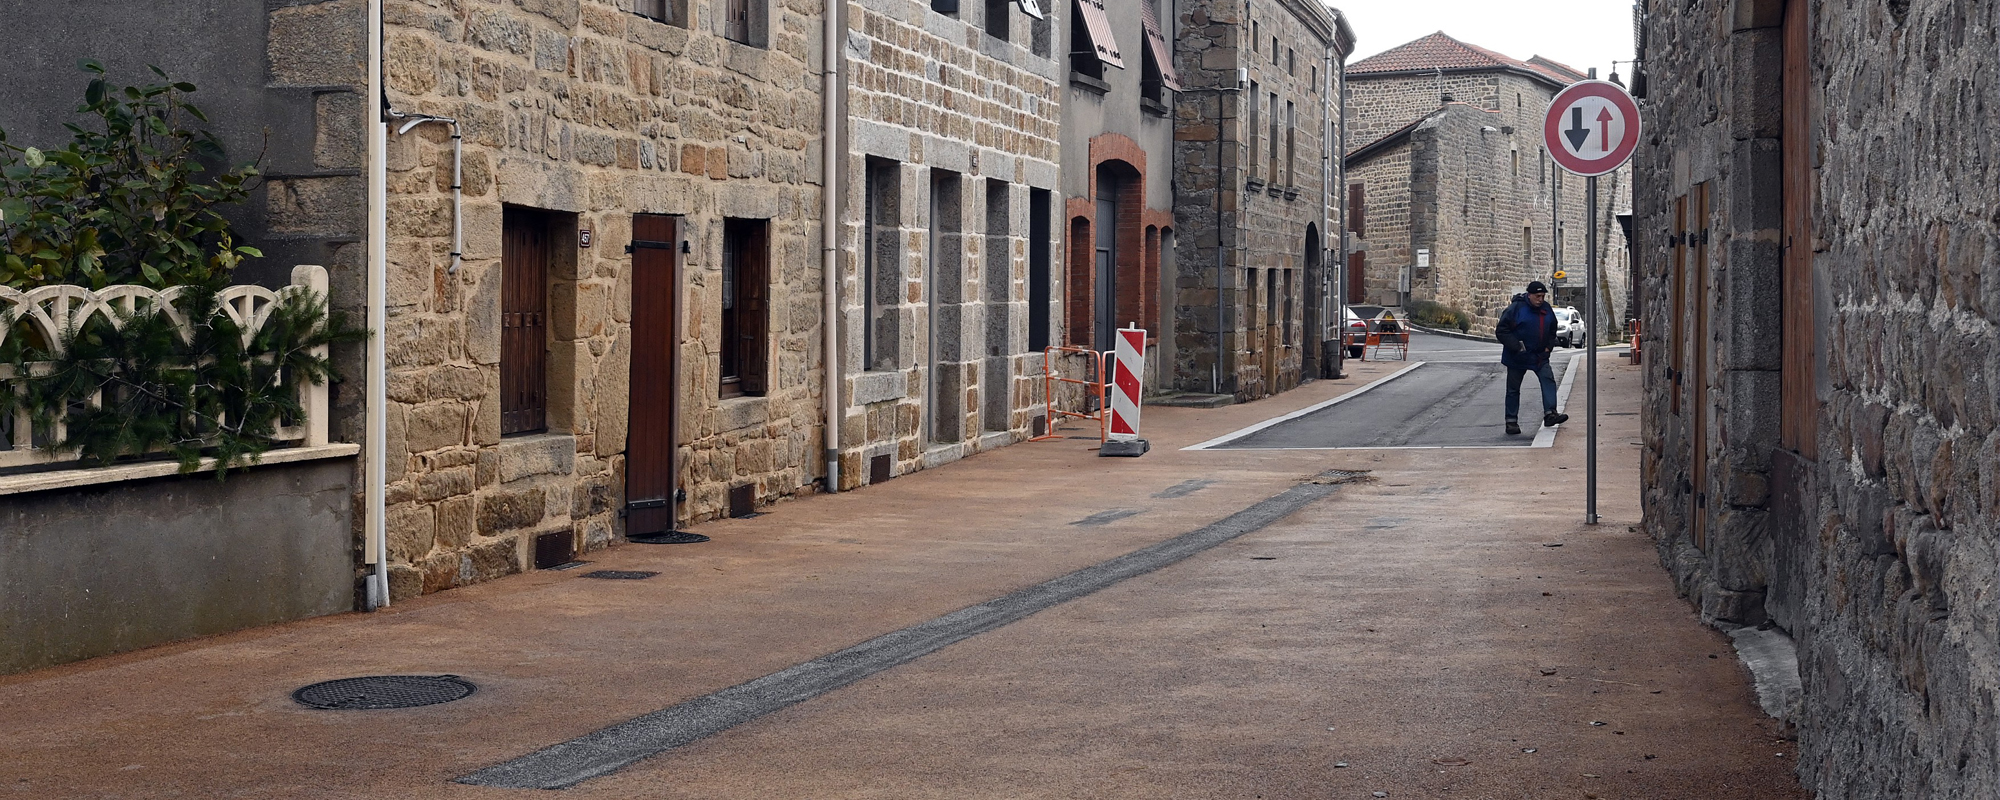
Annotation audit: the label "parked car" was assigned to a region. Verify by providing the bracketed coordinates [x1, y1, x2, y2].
[1343, 308, 1370, 358]
[1554, 306, 1586, 347]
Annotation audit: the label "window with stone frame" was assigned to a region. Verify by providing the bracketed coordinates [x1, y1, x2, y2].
[1069, 0, 1122, 83]
[633, 0, 688, 27]
[932, 0, 958, 17]
[723, 0, 767, 46]
[1267, 91, 1280, 182]
[984, 0, 1008, 40]
[1285, 100, 1296, 187]
[719, 218, 770, 398]
[1247, 81, 1260, 182]
[865, 158, 902, 371]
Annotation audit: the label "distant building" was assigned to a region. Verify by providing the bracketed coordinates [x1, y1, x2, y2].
[1343, 32, 1627, 333]
[1170, 0, 1355, 400]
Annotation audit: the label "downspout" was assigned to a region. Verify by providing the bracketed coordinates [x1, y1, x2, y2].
[364, 0, 389, 609]
[820, 0, 842, 493]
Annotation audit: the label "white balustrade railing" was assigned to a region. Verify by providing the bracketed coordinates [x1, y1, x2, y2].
[0, 265, 331, 470]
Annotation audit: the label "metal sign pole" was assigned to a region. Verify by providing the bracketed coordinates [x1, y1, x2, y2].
[1586, 175, 1599, 525]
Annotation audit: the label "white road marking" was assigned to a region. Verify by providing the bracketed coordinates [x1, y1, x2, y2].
[1181, 362, 1428, 451]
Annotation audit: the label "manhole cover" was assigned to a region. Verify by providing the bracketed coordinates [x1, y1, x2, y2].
[631, 531, 709, 544]
[582, 570, 659, 580]
[293, 675, 475, 710]
[1301, 469, 1372, 485]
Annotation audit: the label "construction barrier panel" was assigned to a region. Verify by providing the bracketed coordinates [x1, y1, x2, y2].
[1363, 330, 1409, 361]
[1101, 326, 1149, 456]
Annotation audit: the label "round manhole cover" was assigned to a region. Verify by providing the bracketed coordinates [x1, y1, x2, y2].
[293, 675, 476, 710]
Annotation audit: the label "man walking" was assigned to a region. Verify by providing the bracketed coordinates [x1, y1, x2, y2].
[1495, 281, 1570, 435]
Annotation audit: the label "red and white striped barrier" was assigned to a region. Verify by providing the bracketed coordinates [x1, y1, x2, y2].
[1102, 325, 1149, 457]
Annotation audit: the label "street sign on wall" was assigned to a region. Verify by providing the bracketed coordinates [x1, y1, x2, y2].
[1543, 80, 1641, 177]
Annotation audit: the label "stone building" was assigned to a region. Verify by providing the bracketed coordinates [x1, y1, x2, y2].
[1170, 0, 1354, 400]
[377, 0, 831, 597]
[1342, 32, 1628, 333]
[1634, 0, 1998, 795]
[834, 0, 1063, 483]
[1058, 0, 1178, 388]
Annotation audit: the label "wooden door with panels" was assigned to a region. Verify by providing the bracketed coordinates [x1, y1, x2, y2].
[627, 214, 681, 535]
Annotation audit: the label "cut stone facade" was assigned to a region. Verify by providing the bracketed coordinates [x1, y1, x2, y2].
[1169, 0, 1352, 399]
[1635, 0, 1999, 796]
[834, 0, 1062, 485]
[1344, 36, 1630, 334]
[381, 0, 828, 597]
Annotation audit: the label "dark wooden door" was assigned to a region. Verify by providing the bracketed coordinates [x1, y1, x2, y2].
[627, 214, 680, 535]
[1346, 252, 1365, 303]
[502, 207, 550, 435]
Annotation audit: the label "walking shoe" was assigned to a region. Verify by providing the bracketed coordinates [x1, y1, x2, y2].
[1544, 411, 1569, 427]
[1505, 420, 1521, 435]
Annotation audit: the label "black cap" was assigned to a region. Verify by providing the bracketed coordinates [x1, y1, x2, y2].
[1526, 281, 1548, 294]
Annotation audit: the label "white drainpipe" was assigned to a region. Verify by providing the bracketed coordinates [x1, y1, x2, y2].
[364, 0, 390, 609]
[820, 0, 842, 494]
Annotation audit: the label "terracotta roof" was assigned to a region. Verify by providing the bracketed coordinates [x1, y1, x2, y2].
[1524, 55, 1588, 83]
[1347, 31, 1581, 87]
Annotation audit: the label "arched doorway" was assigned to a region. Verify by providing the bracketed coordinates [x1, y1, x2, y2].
[1303, 224, 1321, 376]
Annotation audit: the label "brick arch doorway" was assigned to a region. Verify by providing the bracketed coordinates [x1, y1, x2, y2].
[1092, 159, 1142, 353]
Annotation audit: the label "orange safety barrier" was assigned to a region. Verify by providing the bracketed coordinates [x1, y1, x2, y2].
[1363, 330, 1409, 361]
[1031, 345, 1110, 443]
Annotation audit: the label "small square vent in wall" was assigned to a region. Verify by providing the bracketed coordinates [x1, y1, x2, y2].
[870, 453, 894, 485]
[534, 531, 575, 570]
[728, 484, 757, 518]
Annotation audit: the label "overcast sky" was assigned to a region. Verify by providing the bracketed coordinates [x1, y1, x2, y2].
[1338, 0, 1637, 82]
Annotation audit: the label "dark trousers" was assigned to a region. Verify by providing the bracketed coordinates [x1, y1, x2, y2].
[1505, 362, 1558, 421]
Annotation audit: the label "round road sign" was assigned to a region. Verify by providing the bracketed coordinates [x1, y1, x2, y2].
[1543, 80, 1641, 177]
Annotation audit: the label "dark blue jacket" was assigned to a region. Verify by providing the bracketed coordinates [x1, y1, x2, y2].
[1494, 294, 1557, 369]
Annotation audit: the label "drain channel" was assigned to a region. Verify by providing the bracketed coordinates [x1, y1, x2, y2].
[458, 471, 1353, 789]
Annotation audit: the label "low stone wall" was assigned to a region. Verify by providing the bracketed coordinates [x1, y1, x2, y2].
[1, 458, 356, 675]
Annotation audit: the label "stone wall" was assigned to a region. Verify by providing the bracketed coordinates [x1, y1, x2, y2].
[1170, 0, 1339, 399]
[1, 462, 355, 676]
[381, 0, 827, 597]
[1636, 0, 1999, 796]
[835, 0, 1062, 485]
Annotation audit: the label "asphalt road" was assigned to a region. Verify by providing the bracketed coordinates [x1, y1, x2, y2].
[1205, 332, 1583, 449]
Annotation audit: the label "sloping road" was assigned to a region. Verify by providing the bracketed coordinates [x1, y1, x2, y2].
[1201, 332, 1584, 449]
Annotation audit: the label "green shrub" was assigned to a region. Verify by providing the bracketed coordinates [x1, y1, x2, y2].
[0, 61, 261, 290]
[1406, 299, 1473, 332]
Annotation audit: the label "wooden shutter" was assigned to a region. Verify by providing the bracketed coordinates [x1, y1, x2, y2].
[1670, 196, 1686, 416]
[501, 208, 548, 435]
[1780, 0, 1817, 459]
[737, 222, 770, 395]
[725, 0, 750, 42]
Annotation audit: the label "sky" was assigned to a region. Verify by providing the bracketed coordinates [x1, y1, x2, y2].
[1337, 0, 1637, 82]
